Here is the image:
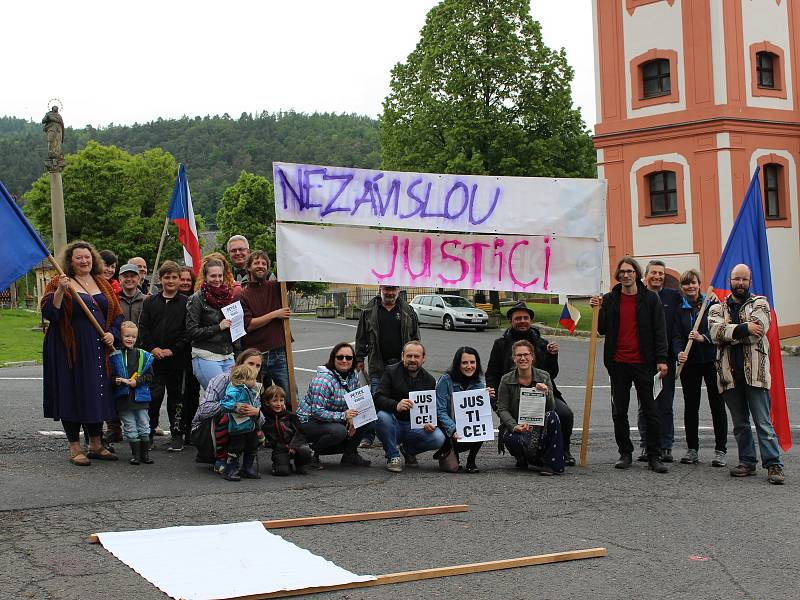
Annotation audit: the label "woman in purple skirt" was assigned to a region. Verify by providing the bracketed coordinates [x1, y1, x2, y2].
[42, 241, 123, 466]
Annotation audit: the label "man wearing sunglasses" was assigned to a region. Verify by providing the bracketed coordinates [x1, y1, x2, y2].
[590, 256, 669, 474]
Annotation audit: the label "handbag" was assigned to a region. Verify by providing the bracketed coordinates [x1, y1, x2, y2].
[434, 436, 459, 473]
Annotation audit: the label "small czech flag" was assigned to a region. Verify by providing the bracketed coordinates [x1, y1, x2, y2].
[559, 302, 581, 334]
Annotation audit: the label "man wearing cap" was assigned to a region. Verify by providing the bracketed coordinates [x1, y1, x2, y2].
[355, 285, 421, 448]
[486, 301, 575, 465]
[128, 257, 150, 295]
[117, 263, 145, 326]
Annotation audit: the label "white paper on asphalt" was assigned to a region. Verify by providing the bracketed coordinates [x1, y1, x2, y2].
[409, 390, 437, 429]
[96, 521, 375, 600]
[344, 385, 378, 428]
[518, 388, 546, 426]
[452, 388, 493, 442]
[221, 301, 246, 342]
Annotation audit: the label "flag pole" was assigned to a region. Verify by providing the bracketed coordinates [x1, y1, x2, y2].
[675, 286, 715, 378]
[151, 215, 170, 281]
[279, 282, 297, 411]
[579, 303, 600, 467]
[47, 255, 112, 346]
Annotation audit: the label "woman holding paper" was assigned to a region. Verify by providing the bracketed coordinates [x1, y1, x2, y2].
[185, 258, 237, 388]
[496, 340, 565, 475]
[674, 269, 727, 467]
[297, 342, 373, 468]
[435, 347, 494, 473]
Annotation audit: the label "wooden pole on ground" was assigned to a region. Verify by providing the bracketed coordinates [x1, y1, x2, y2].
[47, 255, 110, 344]
[280, 282, 297, 411]
[87, 504, 469, 543]
[233, 548, 609, 599]
[579, 304, 600, 467]
[150, 215, 170, 283]
[675, 286, 715, 379]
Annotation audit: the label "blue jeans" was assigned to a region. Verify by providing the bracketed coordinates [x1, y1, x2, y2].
[260, 348, 297, 408]
[375, 410, 446, 460]
[360, 375, 383, 443]
[119, 408, 150, 441]
[723, 385, 783, 468]
[638, 360, 675, 449]
[192, 356, 234, 389]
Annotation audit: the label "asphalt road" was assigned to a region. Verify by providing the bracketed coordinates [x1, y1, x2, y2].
[1, 317, 798, 599]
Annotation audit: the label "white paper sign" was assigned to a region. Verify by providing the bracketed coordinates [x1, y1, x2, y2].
[344, 385, 378, 428]
[409, 390, 437, 429]
[221, 301, 246, 342]
[273, 162, 607, 239]
[276, 223, 602, 295]
[654, 372, 663, 398]
[518, 388, 546, 426]
[452, 388, 494, 442]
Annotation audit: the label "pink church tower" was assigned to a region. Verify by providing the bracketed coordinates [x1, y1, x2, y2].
[592, 0, 800, 337]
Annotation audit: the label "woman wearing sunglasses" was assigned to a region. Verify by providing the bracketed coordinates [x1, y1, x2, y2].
[297, 342, 373, 469]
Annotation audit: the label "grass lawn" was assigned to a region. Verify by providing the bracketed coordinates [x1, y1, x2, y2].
[0, 309, 43, 365]
[523, 301, 594, 332]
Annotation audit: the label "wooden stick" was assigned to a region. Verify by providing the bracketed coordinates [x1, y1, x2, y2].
[279, 282, 297, 411]
[579, 304, 600, 467]
[675, 286, 715, 378]
[232, 548, 608, 599]
[150, 215, 170, 284]
[87, 504, 468, 544]
[47, 255, 109, 343]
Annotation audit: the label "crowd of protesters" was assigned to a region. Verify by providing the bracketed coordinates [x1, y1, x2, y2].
[40, 240, 785, 485]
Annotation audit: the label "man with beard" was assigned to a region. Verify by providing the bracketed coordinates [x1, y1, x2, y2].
[355, 284, 421, 448]
[240, 251, 294, 405]
[708, 264, 784, 484]
[590, 256, 669, 473]
[485, 302, 575, 465]
[226, 235, 251, 287]
[373, 342, 445, 472]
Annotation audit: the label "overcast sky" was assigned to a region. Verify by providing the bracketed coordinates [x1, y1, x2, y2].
[4, 1, 595, 130]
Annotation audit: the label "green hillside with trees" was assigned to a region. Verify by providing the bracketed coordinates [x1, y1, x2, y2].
[0, 111, 381, 226]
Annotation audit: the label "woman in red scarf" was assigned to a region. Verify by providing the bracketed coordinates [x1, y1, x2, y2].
[42, 241, 123, 466]
[186, 257, 237, 389]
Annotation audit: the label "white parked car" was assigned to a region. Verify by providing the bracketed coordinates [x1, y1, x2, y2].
[409, 294, 489, 331]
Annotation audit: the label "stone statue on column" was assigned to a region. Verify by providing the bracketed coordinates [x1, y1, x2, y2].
[43, 103, 67, 252]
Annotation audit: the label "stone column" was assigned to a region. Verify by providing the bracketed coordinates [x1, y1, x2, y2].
[45, 157, 67, 254]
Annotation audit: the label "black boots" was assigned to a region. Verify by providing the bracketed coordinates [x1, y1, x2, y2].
[648, 456, 668, 473]
[224, 453, 241, 481]
[241, 453, 261, 479]
[139, 436, 154, 464]
[129, 441, 140, 465]
[614, 453, 633, 469]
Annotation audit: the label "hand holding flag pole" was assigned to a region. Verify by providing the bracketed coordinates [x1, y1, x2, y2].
[675, 286, 715, 378]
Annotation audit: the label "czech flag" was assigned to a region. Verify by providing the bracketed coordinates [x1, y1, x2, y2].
[168, 164, 201, 276]
[559, 302, 581, 334]
[710, 167, 791, 451]
[0, 180, 50, 293]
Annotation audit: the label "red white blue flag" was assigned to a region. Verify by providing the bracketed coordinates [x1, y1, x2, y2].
[558, 302, 581, 334]
[168, 164, 201, 276]
[0, 180, 50, 292]
[710, 167, 791, 451]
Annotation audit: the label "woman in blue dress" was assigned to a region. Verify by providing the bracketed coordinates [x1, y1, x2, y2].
[42, 241, 123, 466]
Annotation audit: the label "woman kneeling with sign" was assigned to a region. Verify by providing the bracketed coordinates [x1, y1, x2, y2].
[497, 340, 564, 475]
[435, 347, 494, 473]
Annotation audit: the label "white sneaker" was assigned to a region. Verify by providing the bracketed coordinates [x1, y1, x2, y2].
[385, 456, 403, 473]
[711, 450, 727, 467]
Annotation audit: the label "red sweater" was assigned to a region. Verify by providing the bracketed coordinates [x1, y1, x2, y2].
[613, 293, 642, 363]
[241, 280, 287, 352]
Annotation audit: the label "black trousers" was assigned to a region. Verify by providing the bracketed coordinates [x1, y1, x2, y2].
[182, 369, 201, 435]
[228, 430, 259, 456]
[149, 365, 184, 434]
[679, 361, 728, 452]
[302, 421, 373, 455]
[271, 446, 313, 475]
[609, 362, 661, 457]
